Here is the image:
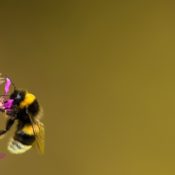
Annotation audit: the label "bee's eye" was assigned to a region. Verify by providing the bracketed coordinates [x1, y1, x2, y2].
[16, 94, 21, 100]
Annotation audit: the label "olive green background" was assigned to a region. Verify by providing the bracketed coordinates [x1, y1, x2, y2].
[0, 1, 175, 174]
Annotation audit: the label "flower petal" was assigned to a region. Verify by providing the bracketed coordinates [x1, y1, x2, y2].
[4, 99, 14, 109]
[4, 78, 11, 94]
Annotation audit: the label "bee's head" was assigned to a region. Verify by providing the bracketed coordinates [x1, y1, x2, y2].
[10, 89, 36, 109]
[10, 90, 25, 105]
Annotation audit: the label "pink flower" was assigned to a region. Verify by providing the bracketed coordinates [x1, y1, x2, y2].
[4, 78, 11, 94]
[4, 99, 14, 109]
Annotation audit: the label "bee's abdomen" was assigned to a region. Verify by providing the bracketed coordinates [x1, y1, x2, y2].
[14, 131, 36, 145]
[7, 138, 32, 154]
[7, 124, 37, 154]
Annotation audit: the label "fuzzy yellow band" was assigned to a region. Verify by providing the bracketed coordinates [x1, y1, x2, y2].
[20, 93, 36, 108]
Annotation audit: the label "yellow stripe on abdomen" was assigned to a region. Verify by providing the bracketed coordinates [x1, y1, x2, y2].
[22, 124, 40, 136]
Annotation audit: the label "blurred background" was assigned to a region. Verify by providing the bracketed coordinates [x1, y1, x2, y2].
[0, 0, 175, 174]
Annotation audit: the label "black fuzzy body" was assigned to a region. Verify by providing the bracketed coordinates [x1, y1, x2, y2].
[9, 90, 40, 146]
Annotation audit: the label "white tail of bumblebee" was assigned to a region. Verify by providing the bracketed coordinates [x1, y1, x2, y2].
[8, 138, 32, 154]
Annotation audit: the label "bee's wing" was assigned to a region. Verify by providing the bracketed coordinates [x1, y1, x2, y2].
[28, 114, 45, 154]
[34, 120, 45, 154]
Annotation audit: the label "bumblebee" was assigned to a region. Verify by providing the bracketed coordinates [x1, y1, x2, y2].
[0, 77, 45, 154]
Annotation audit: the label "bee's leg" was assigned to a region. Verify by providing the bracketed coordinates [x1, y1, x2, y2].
[0, 130, 6, 135]
[0, 118, 15, 136]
